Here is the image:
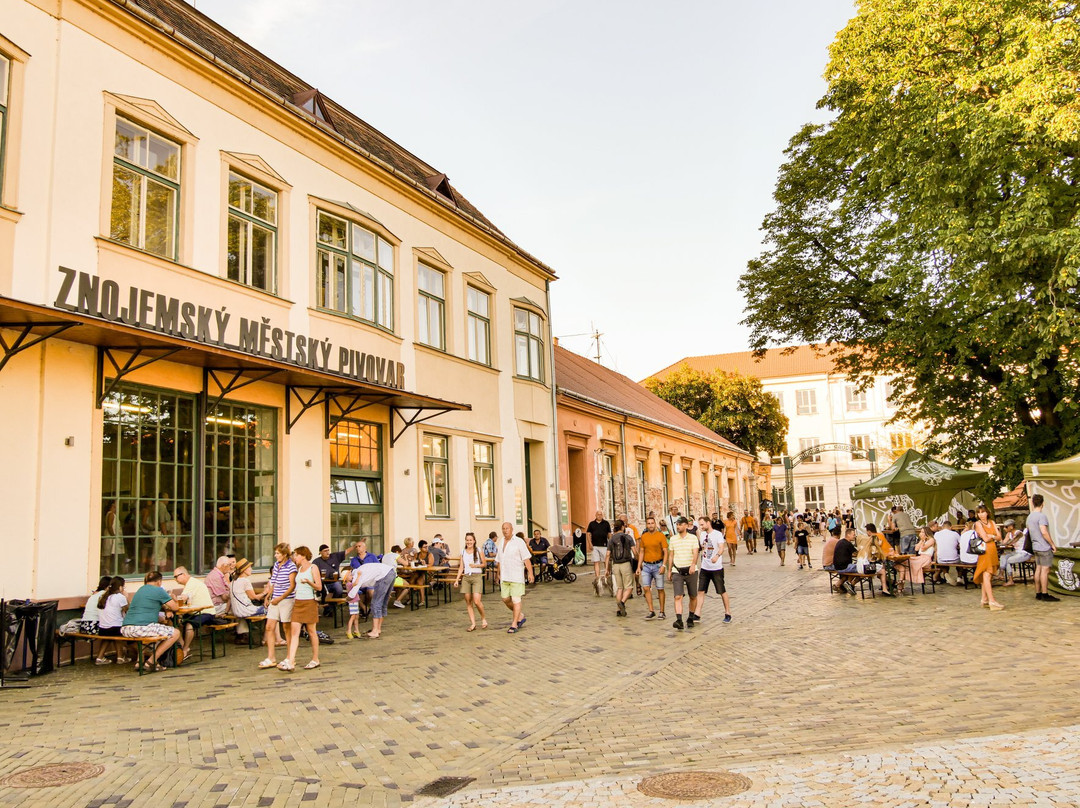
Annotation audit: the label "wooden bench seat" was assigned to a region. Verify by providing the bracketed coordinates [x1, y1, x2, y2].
[55, 632, 165, 675]
[225, 613, 266, 649]
[825, 570, 876, 599]
[392, 583, 431, 610]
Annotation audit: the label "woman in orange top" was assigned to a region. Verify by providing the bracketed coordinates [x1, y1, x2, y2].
[973, 505, 1004, 610]
[723, 511, 739, 566]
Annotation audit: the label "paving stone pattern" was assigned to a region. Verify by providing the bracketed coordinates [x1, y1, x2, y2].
[0, 552, 1076, 807]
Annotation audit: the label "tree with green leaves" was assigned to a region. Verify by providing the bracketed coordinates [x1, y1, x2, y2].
[644, 366, 789, 458]
[740, 0, 1080, 488]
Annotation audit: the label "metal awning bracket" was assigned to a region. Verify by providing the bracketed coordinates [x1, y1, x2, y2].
[286, 386, 327, 435]
[0, 321, 79, 373]
[390, 406, 453, 447]
[326, 392, 394, 439]
[204, 367, 279, 413]
[96, 346, 184, 408]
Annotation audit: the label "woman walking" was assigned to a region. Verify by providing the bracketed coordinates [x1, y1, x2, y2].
[454, 532, 488, 631]
[973, 506, 1005, 610]
[282, 546, 322, 671]
[258, 543, 295, 669]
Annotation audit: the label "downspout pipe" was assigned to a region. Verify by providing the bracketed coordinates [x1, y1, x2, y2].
[546, 279, 562, 539]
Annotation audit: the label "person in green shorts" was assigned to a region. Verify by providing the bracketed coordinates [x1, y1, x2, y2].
[496, 521, 534, 633]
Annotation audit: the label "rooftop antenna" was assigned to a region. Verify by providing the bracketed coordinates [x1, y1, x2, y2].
[557, 325, 604, 364]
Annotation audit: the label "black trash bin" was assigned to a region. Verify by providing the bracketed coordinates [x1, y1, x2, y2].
[12, 600, 58, 676]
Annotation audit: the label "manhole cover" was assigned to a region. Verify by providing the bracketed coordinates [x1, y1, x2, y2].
[414, 776, 475, 797]
[0, 762, 106, 788]
[638, 770, 752, 800]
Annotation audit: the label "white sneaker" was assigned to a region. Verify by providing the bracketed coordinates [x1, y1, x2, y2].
[392, 601, 405, 609]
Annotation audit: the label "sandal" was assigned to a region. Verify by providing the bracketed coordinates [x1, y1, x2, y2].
[258, 658, 277, 669]
[507, 626, 517, 633]
[362, 632, 380, 639]
[467, 625, 476, 632]
[94, 657, 113, 665]
[481, 621, 488, 629]
[277, 660, 295, 671]
[304, 660, 321, 670]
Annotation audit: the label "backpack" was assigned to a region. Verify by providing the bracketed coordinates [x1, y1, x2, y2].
[1021, 528, 1034, 555]
[609, 532, 633, 564]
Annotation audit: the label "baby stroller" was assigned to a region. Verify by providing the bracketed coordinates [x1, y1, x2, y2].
[550, 545, 578, 583]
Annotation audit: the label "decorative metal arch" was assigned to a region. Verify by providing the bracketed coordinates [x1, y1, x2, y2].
[782, 443, 878, 509]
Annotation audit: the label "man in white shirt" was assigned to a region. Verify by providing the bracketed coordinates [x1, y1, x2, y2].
[496, 522, 534, 633]
[694, 516, 731, 624]
[934, 518, 962, 586]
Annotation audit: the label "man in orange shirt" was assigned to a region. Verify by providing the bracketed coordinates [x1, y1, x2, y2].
[635, 516, 670, 620]
[741, 512, 759, 554]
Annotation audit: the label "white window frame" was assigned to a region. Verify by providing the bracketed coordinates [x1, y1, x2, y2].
[803, 485, 825, 511]
[637, 459, 647, 520]
[798, 438, 822, 463]
[796, 388, 817, 415]
[603, 454, 615, 521]
[472, 441, 495, 518]
[110, 115, 182, 260]
[226, 171, 278, 293]
[850, 434, 871, 458]
[845, 385, 868, 412]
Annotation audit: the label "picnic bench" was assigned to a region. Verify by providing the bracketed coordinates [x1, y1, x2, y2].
[55, 632, 165, 675]
[825, 570, 876, 599]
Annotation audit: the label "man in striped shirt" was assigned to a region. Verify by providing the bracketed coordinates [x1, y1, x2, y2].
[666, 517, 700, 631]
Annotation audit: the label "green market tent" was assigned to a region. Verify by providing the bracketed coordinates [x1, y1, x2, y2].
[851, 449, 988, 531]
[1024, 453, 1080, 596]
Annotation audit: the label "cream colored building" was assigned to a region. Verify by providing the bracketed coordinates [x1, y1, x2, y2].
[0, 0, 558, 601]
[649, 346, 924, 512]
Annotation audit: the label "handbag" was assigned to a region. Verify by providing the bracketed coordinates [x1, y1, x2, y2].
[1022, 528, 1034, 555]
[967, 533, 986, 556]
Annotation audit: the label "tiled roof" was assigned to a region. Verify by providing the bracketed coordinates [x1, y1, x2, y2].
[555, 345, 750, 456]
[113, 0, 553, 278]
[645, 344, 841, 383]
[993, 481, 1027, 512]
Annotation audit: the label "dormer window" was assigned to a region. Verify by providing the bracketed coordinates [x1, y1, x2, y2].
[292, 89, 333, 128]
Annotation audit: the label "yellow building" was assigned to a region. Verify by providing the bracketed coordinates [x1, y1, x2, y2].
[0, 0, 558, 600]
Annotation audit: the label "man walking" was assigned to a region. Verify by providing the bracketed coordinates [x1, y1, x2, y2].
[664, 505, 680, 538]
[586, 510, 612, 596]
[636, 515, 669, 619]
[666, 517, 699, 630]
[497, 522, 535, 632]
[694, 516, 731, 624]
[605, 520, 636, 617]
[1027, 494, 1060, 602]
[741, 511, 758, 554]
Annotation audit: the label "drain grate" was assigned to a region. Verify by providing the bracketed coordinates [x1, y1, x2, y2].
[638, 770, 752, 800]
[0, 762, 106, 788]
[414, 776, 475, 797]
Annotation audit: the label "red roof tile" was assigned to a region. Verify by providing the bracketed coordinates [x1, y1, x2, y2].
[555, 346, 750, 455]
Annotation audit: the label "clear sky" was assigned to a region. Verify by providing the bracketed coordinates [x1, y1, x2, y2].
[197, 0, 857, 380]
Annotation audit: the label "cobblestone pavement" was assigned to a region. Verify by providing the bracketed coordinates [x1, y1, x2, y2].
[0, 550, 1077, 807]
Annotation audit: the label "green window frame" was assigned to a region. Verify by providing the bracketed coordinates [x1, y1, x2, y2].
[423, 433, 450, 517]
[110, 115, 181, 259]
[661, 464, 670, 515]
[204, 401, 278, 570]
[466, 286, 491, 365]
[227, 172, 277, 293]
[100, 384, 196, 578]
[417, 263, 446, 350]
[316, 209, 394, 330]
[0, 54, 9, 195]
[513, 307, 544, 382]
[472, 441, 495, 518]
[329, 420, 384, 554]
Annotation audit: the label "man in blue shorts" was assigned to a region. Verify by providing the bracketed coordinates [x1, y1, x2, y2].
[635, 515, 669, 619]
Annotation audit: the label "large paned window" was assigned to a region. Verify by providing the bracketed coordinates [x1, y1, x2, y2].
[890, 431, 914, 451]
[603, 454, 615, 521]
[850, 434, 871, 458]
[701, 472, 708, 514]
[423, 434, 450, 517]
[110, 116, 180, 259]
[682, 468, 691, 512]
[329, 421, 384, 554]
[661, 464, 670, 515]
[0, 54, 9, 193]
[204, 403, 277, 569]
[417, 264, 446, 349]
[100, 385, 195, 576]
[513, 308, 544, 382]
[466, 286, 491, 365]
[316, 210, 394, 330]
[473, 441, 495, 517]
[227, 172, 277, 293]
[637, 460, 647, 520]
